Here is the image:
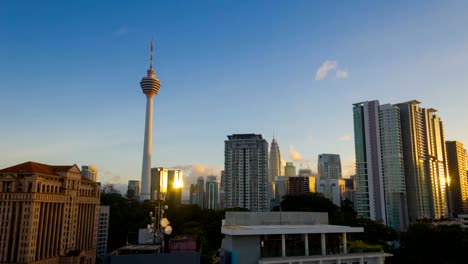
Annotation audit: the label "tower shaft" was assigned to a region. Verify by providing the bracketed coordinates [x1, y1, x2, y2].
[140, 94, 155, 200]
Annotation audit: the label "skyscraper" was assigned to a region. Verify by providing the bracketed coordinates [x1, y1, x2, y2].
[97, 206, 110, 258]
[82, 165, 98, 181]
[140, 40, 161, 201]
[318, 154, 342, 180]
[206, 176, 219, 210]
[197, 176, 205, 209]
[396, 100, 449, 221]
[284, 162, 296, 177]
[128, 180, 141, 199]
[446, 141, 468, 216]
[316, 179, 346, 207]
[0, 161, 100, 263]
[189, 184, 198, 205]
[353, 101, 409, 231]
[224, 134, 269, 211]
[269, 137, 282, 183]
[166, 169, 183, 207]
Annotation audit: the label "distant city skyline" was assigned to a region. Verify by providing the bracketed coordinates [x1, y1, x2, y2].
[2, 1, 468, 195]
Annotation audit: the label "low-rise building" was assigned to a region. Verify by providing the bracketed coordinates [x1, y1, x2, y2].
[220, 212, 391, 264]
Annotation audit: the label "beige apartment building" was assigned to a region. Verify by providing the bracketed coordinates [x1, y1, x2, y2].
[0, 161, 101, 264]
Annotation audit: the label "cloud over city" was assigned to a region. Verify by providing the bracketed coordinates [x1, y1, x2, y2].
[315, 60, 349, 80]
[289, 145, 303, 161]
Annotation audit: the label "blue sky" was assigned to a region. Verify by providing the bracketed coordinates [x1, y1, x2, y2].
[2, 1, 468, 194]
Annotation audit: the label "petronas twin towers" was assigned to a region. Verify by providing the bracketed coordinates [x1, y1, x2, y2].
[269, 137, 282, 183]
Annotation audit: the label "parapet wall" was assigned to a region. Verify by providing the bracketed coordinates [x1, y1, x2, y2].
[224, 212, 328, 225]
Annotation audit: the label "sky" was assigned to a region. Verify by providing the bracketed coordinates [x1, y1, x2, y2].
[2, 0, 468, 196]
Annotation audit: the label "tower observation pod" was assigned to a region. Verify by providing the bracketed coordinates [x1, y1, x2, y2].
[140, 39, 161, 201]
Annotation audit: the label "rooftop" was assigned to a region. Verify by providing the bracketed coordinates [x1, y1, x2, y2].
[222, 224, 363, 236]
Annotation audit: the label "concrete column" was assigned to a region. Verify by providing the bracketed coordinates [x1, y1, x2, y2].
[342, 232, 347, 253]
[321, 233, 326, 255]
[305, 233, 309, 256]
[281, 234, 286, 257]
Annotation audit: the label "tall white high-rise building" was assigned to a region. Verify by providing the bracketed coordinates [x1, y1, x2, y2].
[353, 100, 409, 231]
[318, 154, 342, 180]
[224, 134, 269, 211]
[140, 40, 161, 201]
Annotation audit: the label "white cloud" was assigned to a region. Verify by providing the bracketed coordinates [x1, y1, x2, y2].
[336, 69, 349, 79]
[114, 26, 129, 36]
[289, 145, 303, 162]
[315, 60, 338, 80]
[339, 135, 351, 141]
[315, 60, 349, 80]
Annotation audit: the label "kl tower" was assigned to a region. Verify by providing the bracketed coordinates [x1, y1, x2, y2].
[139, 39, 160, 201]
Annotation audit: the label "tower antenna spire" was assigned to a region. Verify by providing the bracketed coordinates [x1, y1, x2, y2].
[150, 38, 154, 70]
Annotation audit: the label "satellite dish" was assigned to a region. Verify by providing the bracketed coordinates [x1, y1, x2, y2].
[160, 218, 170, 227]
[163, 205, 168, 210]
[164, 225, 172, 235]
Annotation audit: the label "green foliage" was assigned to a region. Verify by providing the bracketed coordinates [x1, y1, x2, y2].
[101, 193, 154, 252]
[347, 240, 383, 253]
[101, 194, 244, 264]
[392, 222, 468, 264]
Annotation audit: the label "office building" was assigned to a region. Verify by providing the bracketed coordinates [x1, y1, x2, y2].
[446, 141, 468, 216]
[284, 162, 296, 177]
[189, 184, 198, 205]
[396, 100, 449, 221]
[150, 168, 182, 207]
[318, 154, 342, 180]
[273, 176, 288, 202]
[82, 165, 98, 182]
[166, 169, 183, 207]
[0, 161, 100, 264]
[316, 179, 346, 207]
[150, 167, 168, 201]
[298, 169, 316, 193]
[353, 101, 409, 231]
[287, 176, 307, 195]
[343, 176, 356, 203]
[127, 180, 140, 199]
[197, 176, 205, 208]
[206, 176, 219, 210]
[97, 206, 110, 258]
[140, 40, 161, 201]
[224, 134, 269, 211]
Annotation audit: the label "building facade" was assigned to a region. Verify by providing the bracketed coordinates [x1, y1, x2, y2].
[317, 154, 342, 180]
[127, 180, 141, 199]
[0, 161, 100, 264]
[446, 141, 468, 216]
[81, 165, 98, 182]
[97, 206, 110, 258]
[224, 134, 269, 211]
[353, 101, 409, 231]
[268, 137, 282, 183]
[316, 179, 346, 207]
[284, 162, 296, 177]
[397, 100, 449, 221]
[197, 176, 205, 209]
[205, 176, 219, 210]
